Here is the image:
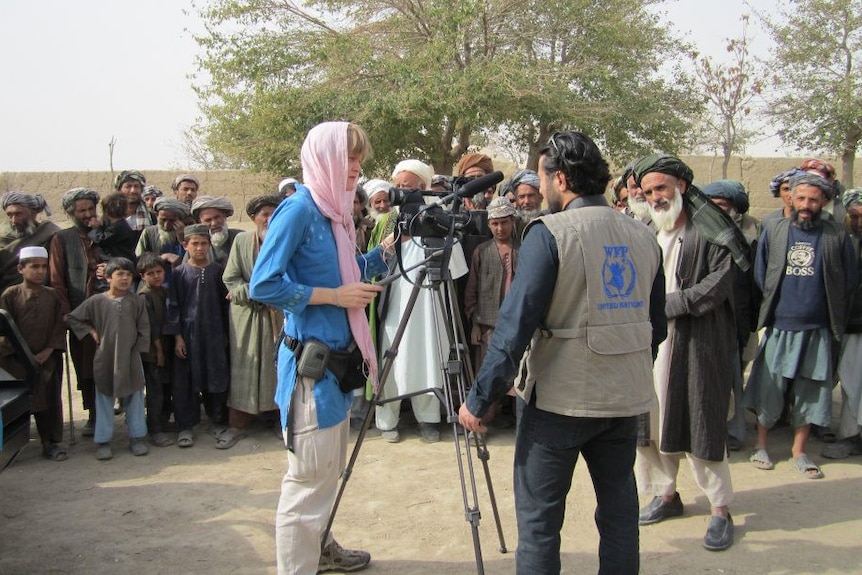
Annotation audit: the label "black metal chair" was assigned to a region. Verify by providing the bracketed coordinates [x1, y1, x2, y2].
[0, 309, 39, 471]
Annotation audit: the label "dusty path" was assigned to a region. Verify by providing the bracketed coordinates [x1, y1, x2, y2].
[1, 389, 860, 575]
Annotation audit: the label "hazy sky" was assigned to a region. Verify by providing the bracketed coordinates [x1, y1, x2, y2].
[0, 0, 784, 172]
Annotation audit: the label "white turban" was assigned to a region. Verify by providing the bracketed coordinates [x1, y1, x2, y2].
[392, 160, 434, 189]
[365, 179, 391, 199]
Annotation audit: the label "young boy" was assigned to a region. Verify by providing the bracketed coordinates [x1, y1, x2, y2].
[0, 246, 68, 461]
[66, 257, 150, 460]
[164, 224, 230, 448]
[137, 252, 174, 447]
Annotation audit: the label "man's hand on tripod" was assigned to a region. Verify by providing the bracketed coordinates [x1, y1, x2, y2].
[458, 403, 487, 433]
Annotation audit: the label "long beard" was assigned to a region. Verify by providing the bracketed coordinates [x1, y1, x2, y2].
[629, 197, 651, 219]
[792, 210, 821, 231]
[650, 188, 685, 232]
[9, 220, 36, 239]
[211, 228, 229, 248]
[367, 205, 389, 222]
[517, 208, 541, 223]
[158, 228, 178, 245]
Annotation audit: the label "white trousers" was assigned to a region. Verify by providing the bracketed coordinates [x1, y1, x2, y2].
[375, 391, 441, 431]
[276, 378, 348, 575]
[838, 333, 862, 438]
[635, 441, 734, 508]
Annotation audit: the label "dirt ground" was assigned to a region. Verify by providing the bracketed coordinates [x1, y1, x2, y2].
[1, 385, 861, 575]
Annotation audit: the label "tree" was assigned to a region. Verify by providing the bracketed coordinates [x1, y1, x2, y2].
[692, 14, 763, 178]
[192, 0, 703, 176]
[760, 0, 862, 186]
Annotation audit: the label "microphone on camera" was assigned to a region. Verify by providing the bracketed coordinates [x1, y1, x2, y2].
[432, 171, 504, 206]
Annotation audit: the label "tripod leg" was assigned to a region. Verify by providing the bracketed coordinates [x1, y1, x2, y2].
[441, 279, 508, 556]
[473, 434, 508, 553]
[322, 270, 428, 550]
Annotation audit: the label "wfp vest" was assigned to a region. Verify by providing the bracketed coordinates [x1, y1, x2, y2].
[519, 206, 660, 417]
[473, 239, 519, 327]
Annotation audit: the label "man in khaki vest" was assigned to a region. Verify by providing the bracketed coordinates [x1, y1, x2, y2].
[459, 131, 666, 575]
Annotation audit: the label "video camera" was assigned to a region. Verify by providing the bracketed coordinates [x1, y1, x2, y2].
[386, 171, 504, 239]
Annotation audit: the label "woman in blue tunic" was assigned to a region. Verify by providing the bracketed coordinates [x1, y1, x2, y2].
[250, 121, 392, 575]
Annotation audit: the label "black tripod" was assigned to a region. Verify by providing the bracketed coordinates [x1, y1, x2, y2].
[324, 236, 508, 574]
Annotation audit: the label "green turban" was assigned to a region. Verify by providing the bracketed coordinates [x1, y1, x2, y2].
[632, 154, 694, 187]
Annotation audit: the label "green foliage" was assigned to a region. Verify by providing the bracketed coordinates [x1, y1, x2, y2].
[761, 0, 862, 184]
[192, 0, 703, 176]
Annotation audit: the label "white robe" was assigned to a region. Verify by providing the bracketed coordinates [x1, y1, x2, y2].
[376, 238, 468, 427]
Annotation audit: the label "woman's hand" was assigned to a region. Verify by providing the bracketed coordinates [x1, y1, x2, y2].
[332, 282, 383, 308]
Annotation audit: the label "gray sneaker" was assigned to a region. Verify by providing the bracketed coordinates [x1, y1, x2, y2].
[380, 429, 400, 443]
[418, 422, 440, 443]
[821, 434, 862, 459]
[95, 443, 113, 461]
[318, 540, 371, 573]
[130, 439, 149, 456]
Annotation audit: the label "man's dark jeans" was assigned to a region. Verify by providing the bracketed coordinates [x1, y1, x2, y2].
[514, 403, 639, 575]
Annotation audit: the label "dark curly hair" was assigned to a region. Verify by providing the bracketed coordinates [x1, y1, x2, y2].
[539, 131, 610, 196]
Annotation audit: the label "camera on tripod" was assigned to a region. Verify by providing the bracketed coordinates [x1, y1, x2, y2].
[387, 171, 504, 239]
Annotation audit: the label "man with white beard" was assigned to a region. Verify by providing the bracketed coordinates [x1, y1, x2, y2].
[631, 154, 751, 552]
[136, 197, 192, 271]
[0, 192, 60, 292]
[191, 196, 243, 265]
[617, 164, 650, 225]
[365, 179, 394, 223]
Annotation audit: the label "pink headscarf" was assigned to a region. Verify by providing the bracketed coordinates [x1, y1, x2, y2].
[301, 122, 378, 386]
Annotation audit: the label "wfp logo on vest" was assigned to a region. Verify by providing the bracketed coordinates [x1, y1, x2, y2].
[602, 245, 637, 298]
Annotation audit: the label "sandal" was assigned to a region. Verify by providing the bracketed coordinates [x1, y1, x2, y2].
[215, 428, 246, 450]
[42, 443, 68, 462]
[177, 430, 194, 448]
[150, 432, 175, 447]
[790, 453, 824, 480]
[749, 448, 774, 470]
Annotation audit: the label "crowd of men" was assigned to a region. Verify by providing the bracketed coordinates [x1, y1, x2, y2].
[3, 137, 862, 574]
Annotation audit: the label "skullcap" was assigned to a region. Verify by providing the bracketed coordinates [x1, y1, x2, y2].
[184, 223, 210, 238]
[487, 197, 517, 219]
[278, 177, 298, 195]
[18, 246, 48, 261]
